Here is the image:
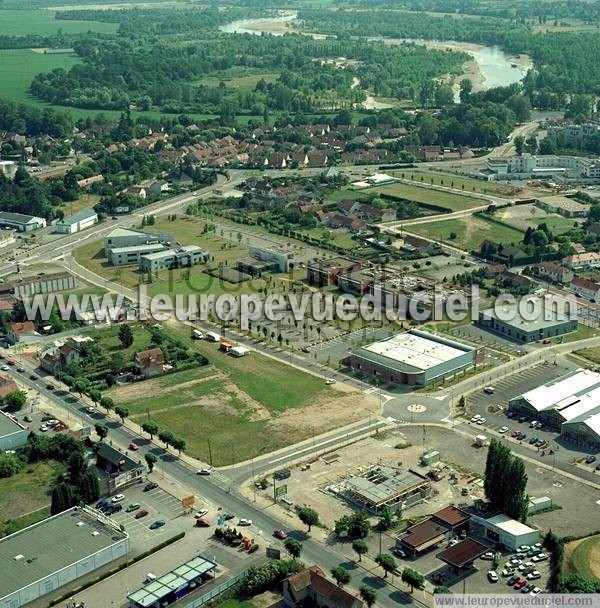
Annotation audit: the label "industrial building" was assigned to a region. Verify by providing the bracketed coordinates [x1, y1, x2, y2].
[0, 506, 129, 608]
[485, 154, 600, 182]
[139, 245, 212, 273]
[0, 411, 28, 451]
[0, 212, 46, 232]
[509, 368, 600, 448]
[55, 209, 98, 234]
[343, 465, 431, 513]
[108, 243, 168, 266]
[104, 227, 175, 263]
[127, 555, 217, 608]
[248, 244, 308, 273]
[477, 300, 577, 343]
[2, 271, 76, 298]
[307, 257, 361, 287]
[535, 195, 590, 218]
[344, 329, 477, 387]
[469, 513, 540, 550]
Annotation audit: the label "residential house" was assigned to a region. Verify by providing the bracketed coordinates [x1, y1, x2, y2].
[563, 252, 600, 269]
[328, 213, 364, 232]
[292, 151, 308, 167]
[570, 277, 600, 301]
[6, 321, 38, 344]
[39, 339, 84, 374]
[147, 180, 169, 195]
[535, 261, 574, 284]
[338, 199, 362, 215]
[134, 347, 164, 378]
[126, 185, 147, 199]
[282, 566, 362, 608]
[499, 245, 529, 264]
[267, 152, 287, 169]
[359, 205, 396, 222]
[307, 151, 328, 166]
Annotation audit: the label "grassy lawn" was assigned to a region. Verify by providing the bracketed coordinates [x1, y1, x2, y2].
[1, 10, 118, 35]
[325, 188, 367, 202]
[0, 460, 65, 536]
[61, 193, 101, 216]
[393, 169, 518, 198]
[574, 346, 600, 364]
[370, 182, 483, 211]
[555, 323, 597, 344]
[197, 71, 280, 89]
[409, 215, 524, 251]
[565, 535, 600, 581]
[299, 227, 356, 249]
[89, 323, 154, 360]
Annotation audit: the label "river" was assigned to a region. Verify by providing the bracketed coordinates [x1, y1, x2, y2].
[219, 14, 533, 105]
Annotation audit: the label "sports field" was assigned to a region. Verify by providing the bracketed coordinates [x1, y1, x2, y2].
[1, 9, 118, 36]
[564, 534, 600, 581]
[408, 215, 524, 251]
[370, 182, 483, 212]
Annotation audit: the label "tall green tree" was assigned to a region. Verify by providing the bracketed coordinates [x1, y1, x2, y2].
[118, 324, 134, 348]
[296, 506, 319, 532]
[95, 422, 108, 442]
[284, 538, 303, 558]
[375, 553, 396, 578]
[359, 585, 377, 608]
[145, 452, 157, 472]
[402, 567, 425, 592]
[114, 406, 129, 423]
[142, 420, 159, 439]
[331, 566, 351, 587]
[3, 390, 27, 411]
[352, 539, 369, 562]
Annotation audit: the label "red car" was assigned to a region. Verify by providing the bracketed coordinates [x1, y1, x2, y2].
[514, 579, 526, 590]
[53, 423, 66, 432]
[273, 529, 288, 539]
[511, 429, 520, 437]
[135, 510, 149, 519]
[7, 359, 16, 366]
[195, 518, 210, 527]
[129, 442, 139, 451]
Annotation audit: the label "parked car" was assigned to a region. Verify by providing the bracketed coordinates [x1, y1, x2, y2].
[126, 503, 141, 512]
[393, 547, 407, 558]
[273, 529, 288, 539]
[529, 421, 538, 428]
[23, 415, 32, 422]
[511, 429, 520, 437]
[129, 442, 139, 451]
[238, 518, 252, 526]
[527, 571, 541, 580]
[470, 415, 481, 423]
[518, 562, 534, 572]
[522, 583, 535, 593]
[514, 579, 527, 590]
[530, 587, 541, 595]
[144, 482, 159, 492]
[481, 551, 495, 560]
[509, 558, 522, 565]
[222, 512, 234, 521]
[105, 504, 123, 515]
[53, 423, 66, 431]
[16, 366, 25, 372]
[7, 359, 16, 366]
[488, 571, 499, 583]
[585, 454, 597, 464]
[194, 509, 209, 518]
[518, 416, 527, 423]
[325, 378, 336, 385]
[46, 383, 55, 390]
[499, 426, 509, 434]
[501, 568, 514, 577]
[484, 386, 495, 394]
[96, 499, 109, 509]
[196, 468, 211, 475]
[529, 437, 538, 444]
[111, 494, 125, 503]
[195, 518, 210, 527]
[39, 424, 48, 432]
[477, 418, 487, 425]
[135, 510, 149, 519]
[517, 432, 527, 441]
[150, 520, 166, 529]
[532, 553, 547, 562]
[507, 575, 519, 586]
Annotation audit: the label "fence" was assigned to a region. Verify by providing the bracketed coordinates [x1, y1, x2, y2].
[183, 569, 248, 608]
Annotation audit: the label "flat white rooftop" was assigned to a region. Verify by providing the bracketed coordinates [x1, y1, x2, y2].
[486, 514, 538, 536]
[520, 368, 600, 412]
[363, 332, 468, 371]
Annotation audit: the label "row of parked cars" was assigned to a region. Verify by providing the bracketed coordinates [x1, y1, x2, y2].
[95, 484, 165, 528]
[485, 544, 546, 595]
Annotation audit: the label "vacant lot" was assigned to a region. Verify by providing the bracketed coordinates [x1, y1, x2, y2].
[409, 215, 523, 251]
[370, 182, 483, 211]
[0, 49, 80, 105]
[0, 460, 65, 536]
[496, 204, 579, 236]
[1, 9, 118, 35]
[198, 71, 280, 89]
[564, 535, 600, 581]
[109, 320, 375, 465]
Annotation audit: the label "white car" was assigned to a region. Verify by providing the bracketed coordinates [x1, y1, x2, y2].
[325, 378, 336, 385]
[111, 494, 125, 503]
[484, 387, 495, 394]
[481, 551, 495, 560]
[532, 543, 543, 550]
[532, 553, 547, 562]
[530, 587, 541, 595]
[476, 418, 487, 425]
[487, 571, 499, 583]
[470, 414, 481, 423]
[194, 509, 209, 518]
[1, 365, 9, 371]
[238, 518, 252, 526]
[527, 571, 541, 580]
[518, 545, 531, 552]
[509, 557, 522, 566]
[529, 421, 538, 428]
[518, 561, 534, 572]
[499, 426, 509, 433]
[501, 568, 514, 577]
[196, 468, 211, 475]
[39, 424, 48, 432]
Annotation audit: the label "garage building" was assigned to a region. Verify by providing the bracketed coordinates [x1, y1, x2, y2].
[470, 513, 540, 550]
[55, 209, 98, 234]
[0, 212, 46, 232]
[0, 411, 28, 451]
[436, 538, 490, 574]
[344, 329, 477, 387]
[0, 506, 128, 608]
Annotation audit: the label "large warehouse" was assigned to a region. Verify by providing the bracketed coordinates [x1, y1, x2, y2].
[470, 513, 540, 551]
[0, 506, 129, 608]
[477, 300, 577, 343]
[344, 329, 477, 386]
[509, 368, 600, 448]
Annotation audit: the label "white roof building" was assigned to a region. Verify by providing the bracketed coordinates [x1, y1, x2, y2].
[470, 513, 540, 550]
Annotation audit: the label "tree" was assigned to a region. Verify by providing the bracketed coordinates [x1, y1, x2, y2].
[378, 507, 393, 531]
[459, 79, 473, 103]
[89, 389, 101, 405]
[67, 450, 87, 485]
[79, 470, 100, 503]
[296, 506, 319, 532]
[3, 390, 27, 411]
[359, 585, 377, 608]
[118, 324, 134, 348]
[158, 430, 174, 447]
[331, 566, 351, 587]
[51, 482, 73, 515]
[74, 379, 89, 396]
[0, 454, 21, 477]
[114, 405, 129, 423]
[142, 419, 159, 439]
[375, 553, 397, 578]
[434, 586, 451, 594]
[284, 538, 303, 558]
[514, 135, 525, 155]
[94, 422, 108, 442]
[171, 436, 186, 454]
[100, 396, 114, 412]
[352, 539, 368, 562]
[145, 452, 157, 472]
[402, 567, 425, 592]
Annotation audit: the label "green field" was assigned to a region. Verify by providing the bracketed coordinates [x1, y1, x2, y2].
[409, 215, 524, 251]
[565, 535, 600, 581]
[299, 227, 357, 249]
[1, 10, 118, 36]
[0, 460, 65, 536]
[370, 182, 483, 212]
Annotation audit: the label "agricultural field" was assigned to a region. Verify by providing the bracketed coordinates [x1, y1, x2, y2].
[408, 214, 524, 251]
[1, 9, 118, 36]
[564, 534, 600, 582]
[108, 320, 372, 465]
[0, 460, 65, 537]
[369, 181, 483, 212]
[197, 68, 280, 89]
